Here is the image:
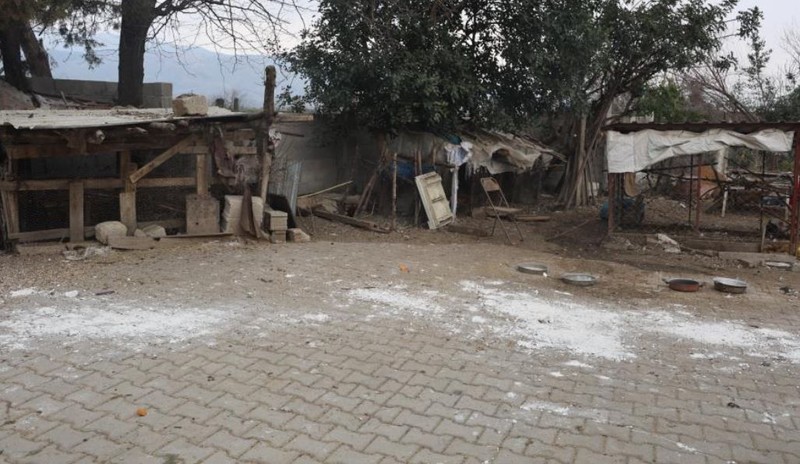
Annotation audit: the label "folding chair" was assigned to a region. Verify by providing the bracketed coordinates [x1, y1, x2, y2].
[480, 177, 524, 244]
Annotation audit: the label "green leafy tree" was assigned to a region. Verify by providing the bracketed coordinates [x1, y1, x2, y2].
[633, 80, 707, 123]
[288, 0, 753, 206]
[1, 0, 116, 91]
[285, 0, 493, 133]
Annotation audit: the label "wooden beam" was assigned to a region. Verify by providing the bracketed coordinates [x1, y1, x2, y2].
[0, 177, 196, 192]
[128, 136, 195, 184]
[259, 66, 277, 205]
[8, 219, 185, 242]
[196, 151, 210, 195]
[69, 182, 85, 242]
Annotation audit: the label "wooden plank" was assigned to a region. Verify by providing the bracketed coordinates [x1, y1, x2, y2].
[1, 190, 20, 239]
[515, 215, 552, 223]
[312, 209, 390, 233]
[69, 182, 85, 242]
[129, 136, 195, 184]
[120, 191, 137, 234]
[108, 236, 156, 250]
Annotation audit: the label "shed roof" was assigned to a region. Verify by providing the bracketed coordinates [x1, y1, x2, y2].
[604, 120, 800, 134]
[0, 107, 255, 131]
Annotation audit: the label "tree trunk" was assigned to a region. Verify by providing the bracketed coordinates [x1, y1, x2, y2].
[20, 26, 52, 78]
[0, 23, 29, 91]
[118, 0, 156, 107]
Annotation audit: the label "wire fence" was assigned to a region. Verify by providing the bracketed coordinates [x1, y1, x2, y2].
[608, 149, 796, 253]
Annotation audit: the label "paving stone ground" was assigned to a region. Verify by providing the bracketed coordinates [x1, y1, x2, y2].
[0, 241, 799, 463]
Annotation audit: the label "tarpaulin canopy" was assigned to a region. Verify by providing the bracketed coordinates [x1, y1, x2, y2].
[607, 128, 795, 173]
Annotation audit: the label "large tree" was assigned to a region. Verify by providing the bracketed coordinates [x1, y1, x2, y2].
[117, 0, 289, 106]
[289, 0, 753, 206]
[1, 0, 114, 91]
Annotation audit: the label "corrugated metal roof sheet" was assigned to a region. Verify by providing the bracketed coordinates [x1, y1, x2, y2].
[0, 107, 252, 130]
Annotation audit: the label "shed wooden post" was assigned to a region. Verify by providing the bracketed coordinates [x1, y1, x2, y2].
[119, 150, 137, 234]
[1, 159, 20, 246]
[259, 66, 277, 206]
[69, 181, 85, 242]
[196, 150, 210, 195]
[607, 173, 616, 235]
[790, 133, 800, 255]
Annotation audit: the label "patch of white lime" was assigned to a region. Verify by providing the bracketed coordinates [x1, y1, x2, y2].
[460, 281, 633, 360]
[347, 287, 443, 314]
[564, 360, 593, 368]
[520, 401, 609, 422]
[9, 288, 40, 298]
[471, 316, 487, 324]
[302, 313, 331, 323]
[0, 303, 227, 350]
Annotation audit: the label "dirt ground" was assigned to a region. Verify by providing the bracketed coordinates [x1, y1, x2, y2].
[2, 206, 798, 321]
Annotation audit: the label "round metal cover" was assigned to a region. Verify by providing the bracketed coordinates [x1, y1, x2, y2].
[712, 277, 748, 294]
[561, 273, 598, 287]
[765, 261, 792, 270]
[517, 263, 548, 275]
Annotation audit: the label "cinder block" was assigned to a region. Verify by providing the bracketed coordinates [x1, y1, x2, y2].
[186, 194, 220, 235]
[264, 208, 288, 231]
[270, 231, 286, 244]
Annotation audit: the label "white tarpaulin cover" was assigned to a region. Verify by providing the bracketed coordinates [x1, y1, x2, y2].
[607, 128, 795, 173]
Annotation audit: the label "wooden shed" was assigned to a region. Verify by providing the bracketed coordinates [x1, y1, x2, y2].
[0, 106, 281, 248]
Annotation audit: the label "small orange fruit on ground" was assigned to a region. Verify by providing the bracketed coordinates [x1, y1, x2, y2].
[136, 408, 148, 417]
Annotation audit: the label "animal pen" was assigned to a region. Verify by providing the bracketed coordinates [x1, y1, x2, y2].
[0, 106, 282, 249]
[604, 121, 800, 255]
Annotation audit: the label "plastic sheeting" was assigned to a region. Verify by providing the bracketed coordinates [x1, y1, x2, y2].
[607, 128, 795, 173]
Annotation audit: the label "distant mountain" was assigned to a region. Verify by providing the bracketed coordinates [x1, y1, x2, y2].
[47, 33, 304, 108]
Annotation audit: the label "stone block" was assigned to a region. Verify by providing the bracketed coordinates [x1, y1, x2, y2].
[142, 224, 167, 238]
[288, 229, 310, 244]
[95, 221, 128, 245]
[186, 194, 221, 235]
[221, 195, 264, 235]
[172, 94, 208, 116]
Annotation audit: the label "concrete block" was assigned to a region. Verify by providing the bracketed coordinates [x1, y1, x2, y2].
[172, 94, 208, 116]
[287, 228, 311, 243]
[186, 194, 221, 235]
[134, 229, 147, 238]
[264, 208, 289, 231]
[95, 221, 128, 245]
[270, 231, 286, 244]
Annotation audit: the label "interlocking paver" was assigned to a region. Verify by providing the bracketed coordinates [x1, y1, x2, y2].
[1, 242, 799, 464]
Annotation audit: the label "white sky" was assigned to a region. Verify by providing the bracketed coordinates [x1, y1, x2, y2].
[729, 0, 798, 73]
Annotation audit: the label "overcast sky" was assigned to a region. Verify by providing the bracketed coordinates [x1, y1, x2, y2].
[731, 0, 797, 72]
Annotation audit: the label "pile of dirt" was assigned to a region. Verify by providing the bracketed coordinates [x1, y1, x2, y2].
[0, 80, 35, 110]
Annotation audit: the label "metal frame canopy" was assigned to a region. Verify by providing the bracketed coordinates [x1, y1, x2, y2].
[602, 121, 800, 255]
